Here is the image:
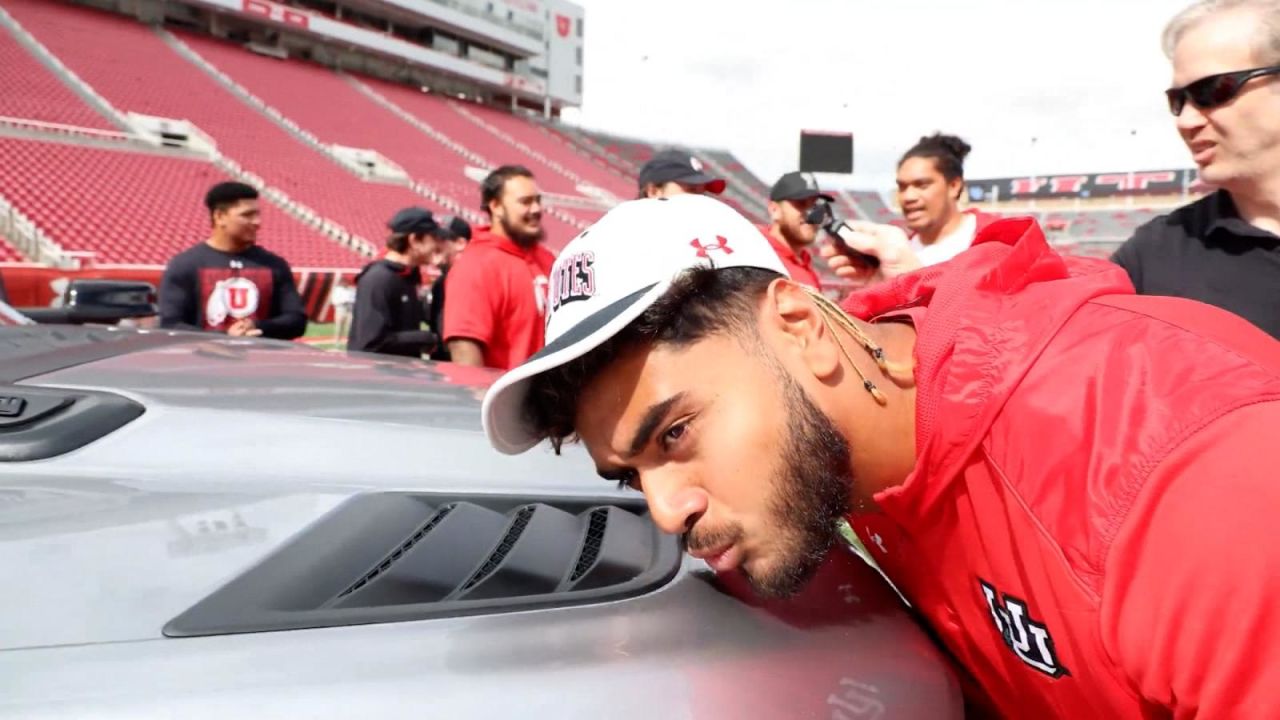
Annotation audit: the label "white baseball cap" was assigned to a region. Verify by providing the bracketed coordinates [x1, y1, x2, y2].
[482, 194, 791, 454]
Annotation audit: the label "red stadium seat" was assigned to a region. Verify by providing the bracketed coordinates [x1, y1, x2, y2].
[4, 0, 426, 257]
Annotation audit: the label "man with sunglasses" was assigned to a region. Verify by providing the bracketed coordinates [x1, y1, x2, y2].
[1111, 0, 1280, 339]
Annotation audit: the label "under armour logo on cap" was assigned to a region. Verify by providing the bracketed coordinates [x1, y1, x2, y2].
[690, 236, 733, 259]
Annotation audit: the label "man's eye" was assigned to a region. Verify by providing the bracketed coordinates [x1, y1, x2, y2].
[615, 469, 639, 492]
[661, 421, 689, 449]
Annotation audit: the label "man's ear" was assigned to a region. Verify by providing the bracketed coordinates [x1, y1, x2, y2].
[761, 279, 840, 380]
[766, 200, 782, 225]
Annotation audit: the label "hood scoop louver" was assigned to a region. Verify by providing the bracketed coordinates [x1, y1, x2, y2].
[164, 492, 680, 637]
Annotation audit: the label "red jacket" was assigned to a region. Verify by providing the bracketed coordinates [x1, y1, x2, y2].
[841, 216, 1280, 717]
[758, 225, 822, 290]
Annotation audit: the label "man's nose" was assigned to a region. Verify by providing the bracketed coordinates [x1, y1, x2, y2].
[640, 471, 708, 536]
[1175, 101, 1208, 135]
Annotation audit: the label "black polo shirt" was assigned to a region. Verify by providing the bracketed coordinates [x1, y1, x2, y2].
[1111, 190, 1280, 339]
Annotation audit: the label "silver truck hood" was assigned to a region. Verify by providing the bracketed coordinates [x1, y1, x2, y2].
[1, 340, 605, 650]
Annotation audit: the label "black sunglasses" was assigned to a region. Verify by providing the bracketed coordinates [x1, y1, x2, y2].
[1165, 64, 1280, 115]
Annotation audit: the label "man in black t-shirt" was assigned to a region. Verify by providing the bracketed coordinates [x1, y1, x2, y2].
[1111, 2, 1280, 339]
[347, 207, 441, 358]
[159, 182, 307, 339]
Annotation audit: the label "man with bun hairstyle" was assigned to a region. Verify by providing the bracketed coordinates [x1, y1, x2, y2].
[821, 133, 999, 287]
[897, 133, 998, 266]
[482, 193, 1280, 716]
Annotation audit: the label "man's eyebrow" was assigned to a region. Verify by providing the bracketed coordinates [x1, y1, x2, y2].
[625, 393, 685, 459]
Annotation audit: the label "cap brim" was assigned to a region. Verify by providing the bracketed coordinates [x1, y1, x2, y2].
[482, 281, 668, 454]
[669, 172, 726, 195]
[771, 191, 836, 203]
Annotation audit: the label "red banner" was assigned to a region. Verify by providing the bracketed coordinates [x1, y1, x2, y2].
[242, 0, 310, 29]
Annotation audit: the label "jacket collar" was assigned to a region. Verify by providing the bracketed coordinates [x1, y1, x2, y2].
[843, 217, 1132, 518]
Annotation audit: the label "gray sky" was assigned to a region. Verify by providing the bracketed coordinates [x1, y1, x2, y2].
[560, 0, 1196, 192]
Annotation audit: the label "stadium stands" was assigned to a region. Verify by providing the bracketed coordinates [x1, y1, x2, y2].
[4, 0, 426, 254]
[0, 136, 364, 267]
[703, 149, 771, 201]
[571, 127, 656, 171]
[346, 77, 590, 247]
[0, 237, 26, 263]
[465, 104, 634, 199]
[0, 25, 111, 130]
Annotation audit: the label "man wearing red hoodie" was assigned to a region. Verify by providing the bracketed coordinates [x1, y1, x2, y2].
[444, 165, 555, 370]
[481, 194, 1280, 717]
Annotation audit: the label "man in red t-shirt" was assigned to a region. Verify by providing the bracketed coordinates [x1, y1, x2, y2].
[443, 165, 555, 370]
[760, 171, 830, 290]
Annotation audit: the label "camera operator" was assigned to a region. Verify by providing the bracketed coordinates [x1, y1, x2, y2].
[347, 207, 440, 358]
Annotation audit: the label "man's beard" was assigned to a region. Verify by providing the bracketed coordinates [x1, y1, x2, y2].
[499, 214, 544, 247]
[688, 363, 854, 599]
[779, 220, 816, 248]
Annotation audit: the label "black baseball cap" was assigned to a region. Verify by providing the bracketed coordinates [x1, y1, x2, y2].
[434, 215, 473, 241]
[387, 206, 437, 234]
[637, 150, 726, 194]
[770, 172, 835, 202]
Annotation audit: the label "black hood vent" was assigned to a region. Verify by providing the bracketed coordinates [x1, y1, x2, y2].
[164, 492, 680, 637]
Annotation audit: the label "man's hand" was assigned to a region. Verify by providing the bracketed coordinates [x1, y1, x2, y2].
[819, 221, 923, 288]
[227, 318, 263, 337]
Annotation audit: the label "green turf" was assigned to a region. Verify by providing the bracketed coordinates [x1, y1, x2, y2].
[304, 322, 336, 338]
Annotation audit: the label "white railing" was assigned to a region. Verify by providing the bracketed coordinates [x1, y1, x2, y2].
[0, 116, 143, 144]
[0, 192, 72, 267]
[542, 191, 611, 212]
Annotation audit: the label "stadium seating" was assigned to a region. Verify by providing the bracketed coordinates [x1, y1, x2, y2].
[0, 136, 364, 267]
[703, 149, 771, 201]
[847, 191, 897, 221]
[462, 103, 634, 198]
[353, 78, 588, 247]
[4, 0, 429, 252]
[573, 128, 657, 170]
[0, 237, 26, 263]
[0, 25, 111, 129]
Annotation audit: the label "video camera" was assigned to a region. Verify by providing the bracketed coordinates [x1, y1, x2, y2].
[804, 200, 881, 269]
